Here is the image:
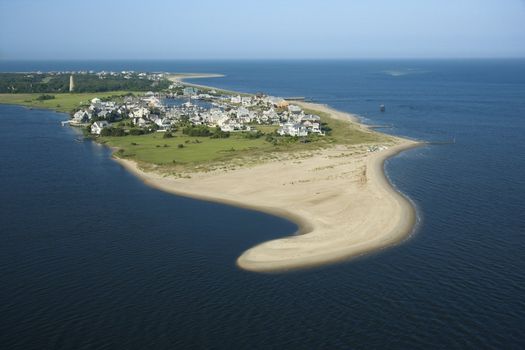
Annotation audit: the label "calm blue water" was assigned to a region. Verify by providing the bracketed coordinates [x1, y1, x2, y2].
[1, 60, 524, 349]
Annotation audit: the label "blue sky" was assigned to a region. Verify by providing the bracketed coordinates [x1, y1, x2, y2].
[1, 0, 524, 59]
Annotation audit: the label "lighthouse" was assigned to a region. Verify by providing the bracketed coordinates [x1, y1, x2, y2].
[69, 75, 75, 92]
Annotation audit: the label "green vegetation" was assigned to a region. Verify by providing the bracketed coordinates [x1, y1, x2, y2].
[182, 125, 213, 137]
[252, 125, 278, 134]
[0, 73, 171, 93]
[181, 125, 230, 139]
[0, 92, 136, 113]
[240, 130, 263, 139]
[100, 127, 126, 137]
[36, 94, 55, 101]
[100, 130, 269, 166]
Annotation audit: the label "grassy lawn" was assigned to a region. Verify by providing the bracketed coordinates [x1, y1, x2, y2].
[251, 124, 278, 133]
[0, 92, 136, 113]
[101, 131, 270, 166]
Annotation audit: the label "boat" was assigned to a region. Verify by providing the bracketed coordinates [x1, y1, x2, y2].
[379, 104, 386, 112]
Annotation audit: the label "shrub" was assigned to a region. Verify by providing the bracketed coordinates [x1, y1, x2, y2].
[100, 127, 125, 137]
[321, 122, 332, 135]
[128, 128, 145, 136]
[242, 130, 263, 139]
[182, 125, 212, 137]
[210, 127, 230, 139]
[36, 94, 55, 101]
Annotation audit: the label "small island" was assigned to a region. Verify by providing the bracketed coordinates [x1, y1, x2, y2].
[0, 71, 420, 272]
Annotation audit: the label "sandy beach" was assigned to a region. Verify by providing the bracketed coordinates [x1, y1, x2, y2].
[114, 92, 421, 272]
[167, 73, 244, 95]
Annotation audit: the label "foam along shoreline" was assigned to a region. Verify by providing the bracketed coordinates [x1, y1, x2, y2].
[112, 82, 421, 272]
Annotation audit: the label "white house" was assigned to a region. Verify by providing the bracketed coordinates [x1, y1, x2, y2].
[216, 115, 231, 128]
[91, 121, 109, 135]
[301, 114, 321, 122]
[241, 96, 253, 106]
[133, 117, 149, 127]
[143, 96, 161, 108]
[310, 122, 322, 134]
[236, 107, 251, 121]
[89, 98, 102, 111]
[154, 117, 172, 129]
[278, 122, 308, 137]
[265, 96, 289, 108]
[288, 105, 302, 114]
[220, 123, 235, 132]
[130, 107, 150, 119]
[97, 110, 110, 119]
[230, 95, 242, 104]
[72, 110, 92, 124]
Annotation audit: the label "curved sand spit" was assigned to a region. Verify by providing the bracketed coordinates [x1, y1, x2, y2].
[115, 100, 421, 272]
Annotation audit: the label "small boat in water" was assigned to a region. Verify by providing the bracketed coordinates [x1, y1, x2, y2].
[379, 104, 386, 112]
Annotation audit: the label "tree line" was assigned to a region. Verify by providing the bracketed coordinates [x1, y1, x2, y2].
[0, 73, 171, 93]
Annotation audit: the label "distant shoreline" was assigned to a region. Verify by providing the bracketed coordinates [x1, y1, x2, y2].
[115, 73, 423, 272]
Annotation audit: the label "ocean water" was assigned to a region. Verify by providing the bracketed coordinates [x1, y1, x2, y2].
[1, 60, 524, 349]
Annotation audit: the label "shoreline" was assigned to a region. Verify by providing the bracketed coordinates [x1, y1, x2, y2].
[116, 139, 420, 272]
[115, 74, 423, 272]
[2, 73, 423, 272]
[238, 141, 420, 271]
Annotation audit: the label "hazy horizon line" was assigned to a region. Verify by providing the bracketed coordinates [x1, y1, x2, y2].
[2, 57, 525, 62]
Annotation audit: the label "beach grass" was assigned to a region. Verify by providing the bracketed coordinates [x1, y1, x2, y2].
[303, 108, 390, 145]
[102, 131, 269, 165]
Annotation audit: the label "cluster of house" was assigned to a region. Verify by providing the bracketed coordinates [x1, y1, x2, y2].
[71, 98, 119, 126]
[71, 88, 324, 137]
[94, 71, 166, 81]
[175, 93, 324, 136]
[30, 70, 166, 81]
[70, 92, 163, 133]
